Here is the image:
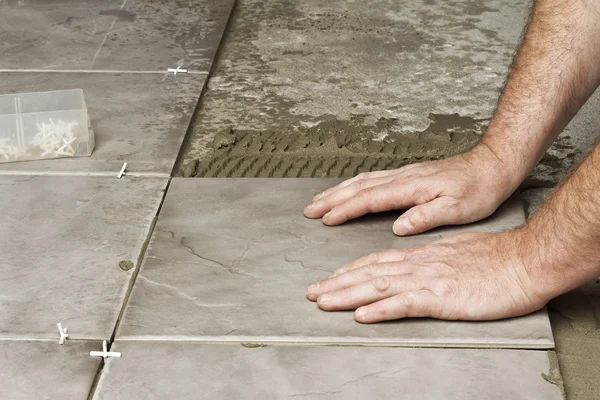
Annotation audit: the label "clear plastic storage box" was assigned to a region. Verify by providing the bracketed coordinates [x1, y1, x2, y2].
[0, 89, 95, 163]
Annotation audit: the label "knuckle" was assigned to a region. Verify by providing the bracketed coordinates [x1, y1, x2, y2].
[335, 210, 350, 223]
[432, 278, 456, 297]
[444, 198, 464, 218]
[422, 289, 444, 315]
[360, 268, 376, 281]
[352, 179, 367, 191]
[408, 244, 431, 258]
[367, 249, 397, 264]
[358, 186, 377, 200]
[391, 173, 407, 183]
[367, 251, 384, 264]
[426, 262, 450, 276]
[409, 208, 430, 227]
[401, 292, 417, 313]
[412, 185, 431, 203]
[321, 188, 334, 198]
[372, 275, 391, 292]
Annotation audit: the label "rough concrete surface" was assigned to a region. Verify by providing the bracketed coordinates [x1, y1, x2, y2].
[180, 0, 600, 398]
[181, 0, 598, 183]
[549, 282, 600, 400]
[180, 0, 531, 176]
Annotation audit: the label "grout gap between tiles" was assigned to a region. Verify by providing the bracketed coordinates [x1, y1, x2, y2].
[172, 0, 240, 175]
[85, 178, 173, 400]
[0, 69, 209, 75]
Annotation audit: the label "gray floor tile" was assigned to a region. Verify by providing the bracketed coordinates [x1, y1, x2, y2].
[91, 0, 236, 72]
[0, 0, 234, 73]
[117, 178, 554, 348]
[0, 0, 122, 70]
[0, 340, 101, 400]
[0, 176, 167, 339]
[0, 73, 205, 175]
[92, 342, 562, 400]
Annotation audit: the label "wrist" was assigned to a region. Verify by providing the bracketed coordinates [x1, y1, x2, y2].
[465, 142, 522, 200]
[509, 225, 555, 302]
[515, 214, 600, 302]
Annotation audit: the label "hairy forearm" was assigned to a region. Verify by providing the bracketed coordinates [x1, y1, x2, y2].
[520, 140, 600, 299]
[478, 0, 600, 189]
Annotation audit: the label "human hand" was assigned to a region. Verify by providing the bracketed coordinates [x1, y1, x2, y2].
[306, 230, 549, 323]
[304, 145, 517, 236]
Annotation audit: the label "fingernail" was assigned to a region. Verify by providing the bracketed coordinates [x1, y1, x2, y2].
[393, 217, 412, 235]
[323, 211, 332, 222]
[308, 283, 319, 293]
[318, 295, 330, 305]
[355, 307, 368, 320]
[306, 202, 314, 210]
[314, 192, 324, 201]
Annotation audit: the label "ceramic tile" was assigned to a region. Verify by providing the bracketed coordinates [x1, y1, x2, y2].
[91, 0, 236, 72]
[0, 176, 167, 339]
[93, 342, 562, 400]
[0, 340, 101, 400]
[0, 0, 122, 70]
[0, 72, 205, 175]
[0, 0, 233, 73]
[118, 178, 554, 348]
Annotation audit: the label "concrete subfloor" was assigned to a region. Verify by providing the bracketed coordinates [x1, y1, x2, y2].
[182, 0, 600, 398]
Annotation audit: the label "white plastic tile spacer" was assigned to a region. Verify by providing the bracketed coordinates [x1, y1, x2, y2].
[90, 340, 121, 359]
[57, 323, 68, 345]
[117, 162, 127, 179]
[167, 66, 188, 75]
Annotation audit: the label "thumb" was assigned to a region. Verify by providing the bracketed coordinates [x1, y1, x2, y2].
[393, 197, 460, 236]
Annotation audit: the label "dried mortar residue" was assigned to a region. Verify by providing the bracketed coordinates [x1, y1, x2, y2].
[542, 351, 566, 399]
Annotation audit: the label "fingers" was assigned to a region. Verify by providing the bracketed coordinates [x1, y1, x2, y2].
[316, 275, 426, 311]
[331, 249, 407, 276]
[310, 171, 398, 203]
[392, 197, 462, 236]
[320, 181, 425, 225]
[304, 175, 396, 219]
[355, 290, 442, 323]
[306, 261, 417, 301]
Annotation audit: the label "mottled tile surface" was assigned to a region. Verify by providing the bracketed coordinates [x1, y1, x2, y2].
[0, 0, 234, 73]
[0, 340, 101, 400]
[93, 342, 562, 400]
[118, 178, 553, 348]
[0, 73, 205, 175]
[0, 176, 167, 339]
[91, 0, 236, 72]
[0, 0, 121, 70]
